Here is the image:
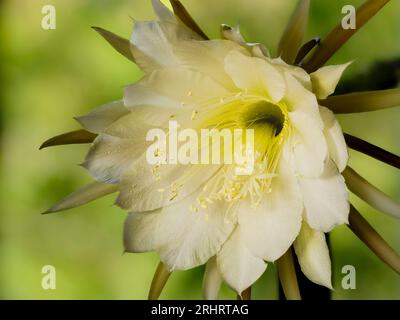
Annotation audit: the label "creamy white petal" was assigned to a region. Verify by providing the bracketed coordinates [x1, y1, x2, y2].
[238, 161, 303, 262]
[224, 50, 285, 102]
[203, 257, 223, 300]
[124, 192, 234, 270]
[173, 39, 250, 90]
[83, 135, 143, 183]
[300, 161, 350, 232]
[284, 72, 321, 125]
[217, 227, 267, 294]
[123, 210, 161, 253]
[83, 114, 152, 183]
[117, 153, 222, 212]
[124, 68, 230, 113]
[289, 111, 327, 178]
[130, 14, 201, 72]
[272, 57, 311, 90]
[75, 101, 129, 133]
[319, 106, 348, 172]
[294, 222, 333, 289]
[311, 62, 351, 99]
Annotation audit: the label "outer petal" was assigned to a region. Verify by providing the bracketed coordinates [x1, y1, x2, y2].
[117, 154, 222, 212]
[217, 227, 267, 294]
[123, 68, 231, 128]
[83, 114, 152, 183]
[124, 68, 230, 112]
[124, 210, 161, 253]
[272, 57, 311, 90]
[75, 101, 129, 133]
[289, 111, 327, 178]
[124, 192, 234, 270]
[319, 106, 348, 172]
[224, 51, 285, 102]
[130, 11, 201, 72]
[283, 72, 321, 126]
[310, 62, 351, 99]
[294, 222, 333, 289]
[173, 40, 250, 90]
[299, 161, 350, 232]
[238, 160, 303, 262]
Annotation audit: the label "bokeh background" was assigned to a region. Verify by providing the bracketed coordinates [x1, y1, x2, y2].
[1, 0, 399, 299]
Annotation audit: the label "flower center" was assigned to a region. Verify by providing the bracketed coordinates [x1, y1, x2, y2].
[240, 100, 285, 136]
[190, 96, 289, 217]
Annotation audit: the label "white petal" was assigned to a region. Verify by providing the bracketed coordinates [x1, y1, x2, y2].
[311, 62, 352, 99]
[83, 114, 152, 183]
[238, 160, 303, 261]
[117, 153, 221, 212]
[203, 257, 223, 300]
[123, 210, 161, 253]
[289, 111, 327, 178]
[319, 106, 348, 172]
[75, 101, 129, 133]
[124, 192, 234, 270]
[124, 68, 230, 121]
[294, 222, 333, 289]
[224, 50, 285, 102]
[272, 57, 311, 90]
[130, 17, 201, 72]
[300, 161, 350, 232]
[173, 40, 250, 90]
[217, 227, 267, 294]
[283, 72, 321, 125]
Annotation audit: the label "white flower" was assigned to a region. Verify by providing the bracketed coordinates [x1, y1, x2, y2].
[77, 0, 351, 295]
[42, 0, 400, 300]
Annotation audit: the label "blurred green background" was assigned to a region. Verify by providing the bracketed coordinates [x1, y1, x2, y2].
[0, 0, 399, 299]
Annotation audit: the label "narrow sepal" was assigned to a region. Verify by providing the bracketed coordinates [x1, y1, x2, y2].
[202, 257, 222, 300]
[40, 130, 97, 149]
[321, 89, 400, 114]
[303, 0, 391, 72]
[348, 205, 400, 274]
[237, 287, 251, 300]
[295, 37, 320, 65]
[278, 0, 310, 64]
[92, 27, 136, 62]
[277, 247, 302, 300]
[148, 262, 172, 300]
[343, 167, 400, 219]
[169, 0, 209, 39]
[344, 133, 400, 170]
[42, 181, 118, 214]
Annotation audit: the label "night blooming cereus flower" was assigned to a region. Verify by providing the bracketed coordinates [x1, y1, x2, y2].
[41, 0, 400, 299]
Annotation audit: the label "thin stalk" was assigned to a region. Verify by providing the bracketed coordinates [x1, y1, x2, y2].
[277, 247, 301, 300]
